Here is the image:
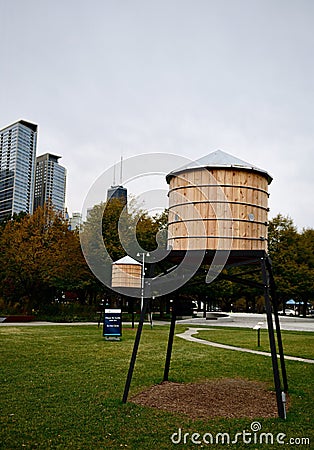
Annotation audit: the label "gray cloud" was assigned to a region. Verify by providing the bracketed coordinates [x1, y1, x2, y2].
[1, 0, 313, 229]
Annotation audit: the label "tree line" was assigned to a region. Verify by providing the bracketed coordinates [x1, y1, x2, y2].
[0, 200, 313, 319]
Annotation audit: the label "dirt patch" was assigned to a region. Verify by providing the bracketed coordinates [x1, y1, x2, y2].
[131, 378, 287, 419]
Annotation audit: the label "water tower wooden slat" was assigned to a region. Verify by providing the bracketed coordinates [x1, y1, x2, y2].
[166, 150, 272, 252]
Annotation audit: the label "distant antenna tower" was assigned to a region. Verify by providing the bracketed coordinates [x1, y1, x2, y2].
[107, 155, 127, 205]
[113, 163, 116, 186]
[120, 156, 123, 185]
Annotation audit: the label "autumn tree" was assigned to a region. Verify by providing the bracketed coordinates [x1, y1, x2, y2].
[0, 204, 94, 314]
[268, 214, 314, 315]
[81, 198, 167, 267]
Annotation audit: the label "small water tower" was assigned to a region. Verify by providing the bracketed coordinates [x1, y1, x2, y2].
[111, 256, 142, 289]
[166, 150, 272, 252]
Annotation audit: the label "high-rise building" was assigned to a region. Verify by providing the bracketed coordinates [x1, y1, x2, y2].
[106, 157, 127, 207]
[0, 119, 37, 221]
[34, 153, 66, 213]
[107, 185, 127, 206]
[69, 212, 82, 230]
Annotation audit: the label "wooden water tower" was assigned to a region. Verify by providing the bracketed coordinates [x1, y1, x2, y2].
[112, 256, 142, 289]
[111, 256, 142, 329]
[122, 150, 287, 420]
[166, 150, 272, 252]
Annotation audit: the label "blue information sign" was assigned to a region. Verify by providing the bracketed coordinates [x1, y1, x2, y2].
[103, 309, 122, 340]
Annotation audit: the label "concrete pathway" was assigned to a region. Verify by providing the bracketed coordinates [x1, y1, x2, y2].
[177, 313, 314, 332]
[176, 327, 314, 364]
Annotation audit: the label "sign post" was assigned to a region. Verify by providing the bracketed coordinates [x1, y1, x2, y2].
[103, 309, 122, 341]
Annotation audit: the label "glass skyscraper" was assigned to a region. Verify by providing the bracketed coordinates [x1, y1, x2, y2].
[34, 153, 66, 213]
[107, 185, 127, 206]
[0, 120, 37, 221]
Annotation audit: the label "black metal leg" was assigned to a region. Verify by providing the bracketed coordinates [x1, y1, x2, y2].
[261, 257, 285, 419]
[163, 299, 177, 382]
[266, 256, 288, 392]
[122, 298, 149, 403]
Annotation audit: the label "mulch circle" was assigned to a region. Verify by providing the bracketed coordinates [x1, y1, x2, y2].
[131, 378, 288, 419]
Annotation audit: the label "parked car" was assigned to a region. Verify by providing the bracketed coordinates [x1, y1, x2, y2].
[278, 309, 296, 316]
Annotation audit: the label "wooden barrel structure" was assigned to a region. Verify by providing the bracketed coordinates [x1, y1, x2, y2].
[166, 150, 272, 251]
[111, 256, 142, 289]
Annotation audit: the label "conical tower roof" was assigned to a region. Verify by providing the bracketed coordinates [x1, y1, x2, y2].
[166, 150, 272, 184]
[112, 256, 141, 265]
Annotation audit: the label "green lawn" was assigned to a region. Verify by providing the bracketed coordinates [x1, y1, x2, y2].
[0, 324, 313, 449]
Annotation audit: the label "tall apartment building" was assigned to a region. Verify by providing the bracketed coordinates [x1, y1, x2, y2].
[0, 119, 37, 221]
[69, 212, 82, 230]
[34, 153, 66, 213]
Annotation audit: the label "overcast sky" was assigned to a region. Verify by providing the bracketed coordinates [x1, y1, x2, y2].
[1, 0, 313, 229]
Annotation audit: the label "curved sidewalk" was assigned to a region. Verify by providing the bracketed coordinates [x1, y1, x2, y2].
[176, 328, 314, 364]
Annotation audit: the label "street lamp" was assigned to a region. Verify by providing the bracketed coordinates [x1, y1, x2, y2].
[253, 321, 264, 347]
[137, 252, 150, 311]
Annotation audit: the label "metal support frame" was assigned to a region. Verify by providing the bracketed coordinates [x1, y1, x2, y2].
[260, 256, 285, 419]
[122, 250, 288, 419]
[265, 257, 288, 393]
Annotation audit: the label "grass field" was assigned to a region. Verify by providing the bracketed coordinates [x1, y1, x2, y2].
[0, 324, 313, 449]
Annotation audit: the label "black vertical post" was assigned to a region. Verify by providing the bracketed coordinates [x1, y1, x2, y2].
[266, 256, 288, 393]
[261, 257, 285, 419]
[148, 299, 153, 329]
[146, 263, 155, 330]
[131, 298, 135, 329]
[163, 298, 177, 382]
[122, 298, 149, 403]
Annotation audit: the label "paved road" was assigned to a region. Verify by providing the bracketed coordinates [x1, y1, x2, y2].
[176, 312, 314, 332]
[1, 313, 313, 332]
[0, 320, 98, 326]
